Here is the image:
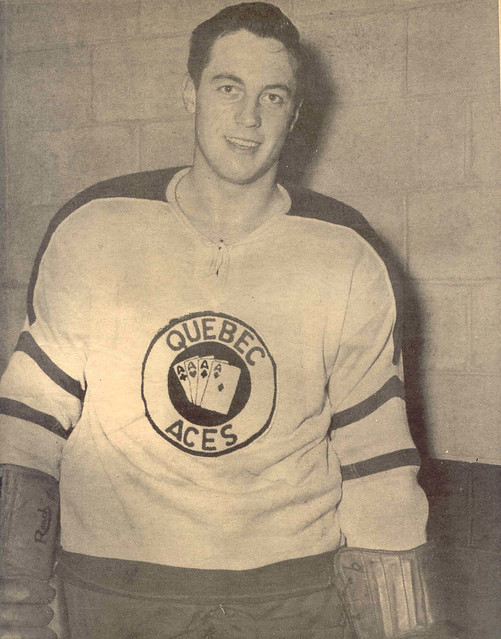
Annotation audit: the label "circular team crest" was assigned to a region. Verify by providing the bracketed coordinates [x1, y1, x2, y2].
[142, 311, 277, 456]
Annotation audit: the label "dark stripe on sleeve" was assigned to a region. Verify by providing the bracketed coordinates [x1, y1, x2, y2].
[329, 376, 404, 434]
[341, 448, 420, 481]
[15, 332, 85, 401]
[0, 397, 69, 440]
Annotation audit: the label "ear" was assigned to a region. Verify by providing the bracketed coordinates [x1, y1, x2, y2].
[183, 74, 196, 114]
[289, 100, 303, 131]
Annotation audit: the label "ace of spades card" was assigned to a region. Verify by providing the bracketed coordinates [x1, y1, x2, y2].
[200, 360, 241, 415]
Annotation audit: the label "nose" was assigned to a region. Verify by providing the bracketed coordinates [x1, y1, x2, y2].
[235, 97, 261, 128]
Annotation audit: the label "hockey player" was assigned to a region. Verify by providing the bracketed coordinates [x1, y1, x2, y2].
[0, 3, 453, 638]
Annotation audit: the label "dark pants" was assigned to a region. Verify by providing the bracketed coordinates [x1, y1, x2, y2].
[56, 550, 351, 639]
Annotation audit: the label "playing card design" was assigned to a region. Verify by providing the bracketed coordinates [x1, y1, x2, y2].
[184, 357, 200, 403]
[174, 362, 192, 401]
[175, 356, 240, 416]
[200, 361, 241, 415]
[144, 311, 277, 456]
[195, 356, 214, 405]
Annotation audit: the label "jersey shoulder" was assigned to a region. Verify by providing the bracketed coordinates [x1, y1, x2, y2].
[285, 182, 379, 251]
[27, 167, 182, 324]
[54, 166, 180, 220]
[283, 181, 404, 364]
[284, 182, 401, 280]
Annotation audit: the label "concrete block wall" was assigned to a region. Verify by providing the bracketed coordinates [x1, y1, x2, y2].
[1, 0, 500, 464]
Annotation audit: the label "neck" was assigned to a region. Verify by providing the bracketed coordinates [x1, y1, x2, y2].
[176, 158, 281, 244]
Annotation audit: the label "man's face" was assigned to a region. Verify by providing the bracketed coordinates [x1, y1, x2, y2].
[185, 30, 300, 185]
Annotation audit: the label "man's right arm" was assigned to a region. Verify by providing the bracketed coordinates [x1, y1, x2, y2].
[0, 218, 88, 637]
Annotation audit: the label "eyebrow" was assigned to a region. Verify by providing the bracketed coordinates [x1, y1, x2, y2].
[211, 73, 243, 85]
[211, 74, 292, 96]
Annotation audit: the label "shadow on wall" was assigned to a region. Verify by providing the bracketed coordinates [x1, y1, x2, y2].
[278, 42, 430, 461]
[278, 44, 486, 637]
[278, 42, 336, 187]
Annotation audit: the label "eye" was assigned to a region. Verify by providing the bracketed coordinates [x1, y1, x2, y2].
[261, 92, 285, 106]
[217, 85, 241, 98]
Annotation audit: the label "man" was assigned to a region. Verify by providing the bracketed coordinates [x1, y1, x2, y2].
[0, 3, 447, 638]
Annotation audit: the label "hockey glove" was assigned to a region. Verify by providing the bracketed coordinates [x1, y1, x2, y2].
[0, 465, 59, 639]
[333, 543, 460, 639]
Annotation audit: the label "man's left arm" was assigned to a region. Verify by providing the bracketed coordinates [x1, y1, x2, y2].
[327, 244, 456, 638]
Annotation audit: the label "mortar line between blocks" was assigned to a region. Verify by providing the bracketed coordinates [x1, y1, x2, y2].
[135, 0, 142, 37]
[466, 285, 474, 373]
[137, 121, 144, 170]
[464, 99, 474, 184]
[403, 194, 410, 275]
[403, 10, 409, 96]
[134, 123, 141, 173]
[294, 0, 464, 21]
[89, 47, 96, 124]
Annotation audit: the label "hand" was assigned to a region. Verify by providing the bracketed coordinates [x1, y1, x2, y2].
[0, 580, 56, 639]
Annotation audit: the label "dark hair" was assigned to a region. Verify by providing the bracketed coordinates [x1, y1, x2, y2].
[188, 2, 307, 103]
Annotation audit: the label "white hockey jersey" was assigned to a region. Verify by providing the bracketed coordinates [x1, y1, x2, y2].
[0, 168, 428, 570]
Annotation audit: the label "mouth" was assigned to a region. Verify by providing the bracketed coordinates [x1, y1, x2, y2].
[225, 136, 261, 151]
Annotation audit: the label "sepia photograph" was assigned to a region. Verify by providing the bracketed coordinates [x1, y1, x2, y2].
[0, 1, 500, 638]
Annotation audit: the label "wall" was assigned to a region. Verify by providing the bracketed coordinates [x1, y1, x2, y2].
[1, 1, 500, 459]
[420, 457, 501, 638]
[1, 2, 500, 637]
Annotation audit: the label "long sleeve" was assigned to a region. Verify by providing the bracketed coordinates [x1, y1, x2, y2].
[328, 243, 428, 551]
[0, 218, 88, 479]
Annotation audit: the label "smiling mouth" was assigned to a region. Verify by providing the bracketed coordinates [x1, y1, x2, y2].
[225, 136, 261, 150]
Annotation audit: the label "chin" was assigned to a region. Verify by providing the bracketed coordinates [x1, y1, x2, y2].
[196, 141, 281, 185]
[214, 159, 277, 186]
